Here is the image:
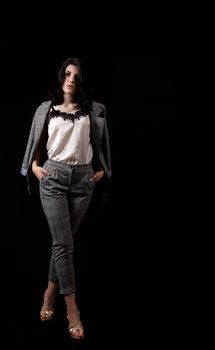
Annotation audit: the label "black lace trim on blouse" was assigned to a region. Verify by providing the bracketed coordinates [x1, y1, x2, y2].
[47, 107, 86, 124]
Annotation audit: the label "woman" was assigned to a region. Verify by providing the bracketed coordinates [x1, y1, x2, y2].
[20, 57, 112, 340]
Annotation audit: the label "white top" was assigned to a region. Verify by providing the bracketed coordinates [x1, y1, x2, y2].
[46, 113, 93, 165]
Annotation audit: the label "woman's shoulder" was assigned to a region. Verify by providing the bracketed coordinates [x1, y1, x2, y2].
[40, 100, 52, 108]
[34, 100, 52, 113]
[92, 100, 106, 111]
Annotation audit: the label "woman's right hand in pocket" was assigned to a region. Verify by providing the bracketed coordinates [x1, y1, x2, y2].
[32, 162, 49, 181]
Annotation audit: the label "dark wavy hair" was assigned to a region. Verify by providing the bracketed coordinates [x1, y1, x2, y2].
[49, 57, 92, 115]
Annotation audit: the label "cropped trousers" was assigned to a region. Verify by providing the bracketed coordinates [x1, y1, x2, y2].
[39, 158, 95, 294]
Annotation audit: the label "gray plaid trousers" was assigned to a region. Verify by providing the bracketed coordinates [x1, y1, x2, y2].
[39, 158, 95, 294]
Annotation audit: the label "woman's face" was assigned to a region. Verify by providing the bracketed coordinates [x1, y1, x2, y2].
[62, 64, 80, 95]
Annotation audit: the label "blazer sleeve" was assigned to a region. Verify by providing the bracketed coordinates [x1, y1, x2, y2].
[20, 114, 36, 176]
[20, 101, 50, 177]
[102, 107, 112, 178]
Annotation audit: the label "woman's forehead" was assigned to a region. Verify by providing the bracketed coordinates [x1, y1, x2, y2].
[65, 64, 79, 73]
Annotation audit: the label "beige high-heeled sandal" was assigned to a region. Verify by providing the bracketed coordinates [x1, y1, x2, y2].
[67, 314, 84, 340]
[40, 294, 54, 321]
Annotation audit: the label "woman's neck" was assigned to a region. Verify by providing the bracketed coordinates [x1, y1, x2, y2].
[63, 93, 76, 104]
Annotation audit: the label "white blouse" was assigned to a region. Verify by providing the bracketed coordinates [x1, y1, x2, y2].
[46, 113, 93, 165]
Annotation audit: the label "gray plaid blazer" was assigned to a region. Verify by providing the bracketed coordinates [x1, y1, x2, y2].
[20, 100, 112, 195]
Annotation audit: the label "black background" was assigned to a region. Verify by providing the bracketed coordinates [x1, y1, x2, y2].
[1, 2, 214, 348]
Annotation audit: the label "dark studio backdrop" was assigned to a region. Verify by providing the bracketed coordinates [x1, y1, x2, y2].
[1, 3, 214, 346]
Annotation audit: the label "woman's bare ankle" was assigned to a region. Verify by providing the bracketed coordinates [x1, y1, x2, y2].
[44, 283, 58, 305]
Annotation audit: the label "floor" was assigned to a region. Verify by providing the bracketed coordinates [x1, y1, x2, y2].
[2, 264, 215, 349]
[3, 284, 143, 349]
[2, 176, 214, 348]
